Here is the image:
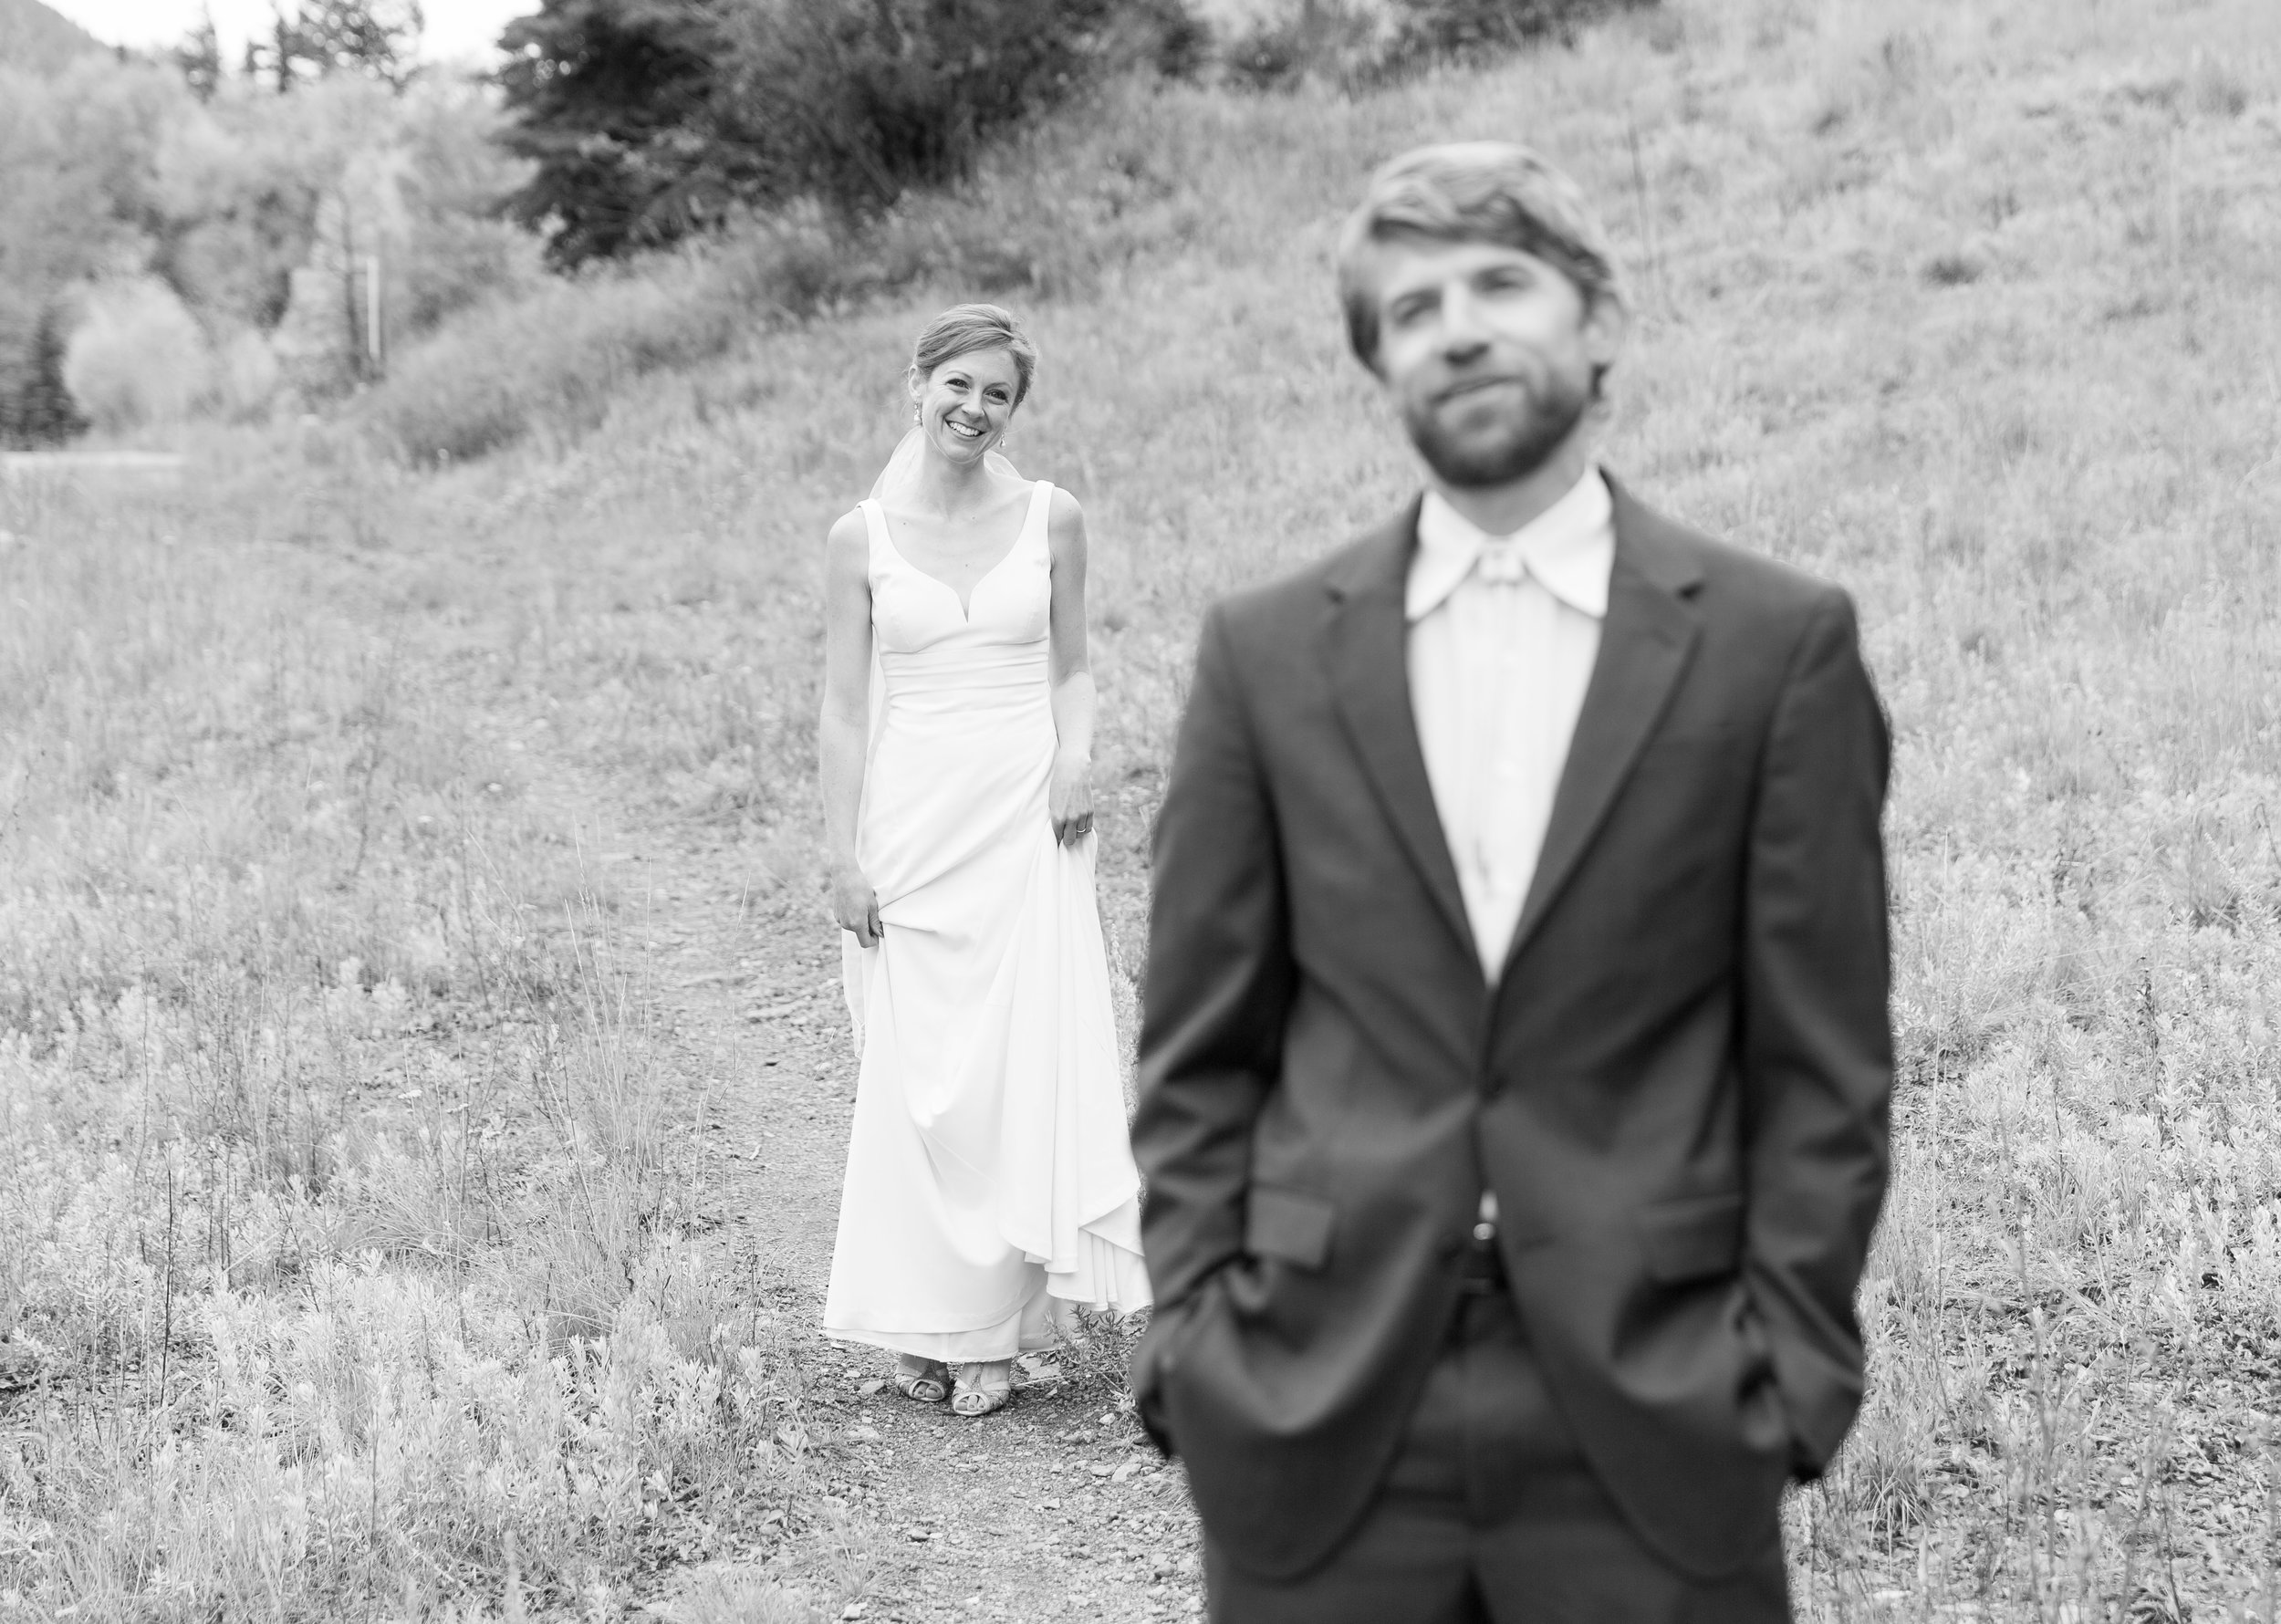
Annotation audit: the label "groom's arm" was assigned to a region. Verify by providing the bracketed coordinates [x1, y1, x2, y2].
[1738, 587, 1894, 1478]
[1133, 602, 1293, 1313]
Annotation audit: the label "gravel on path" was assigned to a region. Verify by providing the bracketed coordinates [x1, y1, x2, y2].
[547, 766, 1205, 1623]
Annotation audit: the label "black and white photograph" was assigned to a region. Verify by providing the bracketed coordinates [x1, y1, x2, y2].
[0, 0, 2275, 1619]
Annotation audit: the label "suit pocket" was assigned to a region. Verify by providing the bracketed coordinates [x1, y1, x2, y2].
[1636, 1192, 1744, 1284]
[1245, 1185, 1337, 1272]
[1135, 1269, 1229, 1451]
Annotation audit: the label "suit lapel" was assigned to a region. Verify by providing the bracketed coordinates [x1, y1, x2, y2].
[1325, 501, 1474, 967]
[1502, 479, 1703, 974]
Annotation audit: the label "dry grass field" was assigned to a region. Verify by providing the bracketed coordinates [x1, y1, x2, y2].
[5, 0, 2281, 1616]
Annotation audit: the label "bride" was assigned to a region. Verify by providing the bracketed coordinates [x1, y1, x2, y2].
[817, 304, 1151, 1416]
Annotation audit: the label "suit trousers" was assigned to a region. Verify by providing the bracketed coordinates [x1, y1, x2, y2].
[1201, 1283, 1791, 1624]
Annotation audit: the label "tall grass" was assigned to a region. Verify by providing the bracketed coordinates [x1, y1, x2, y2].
[0, 447, 839, 1619]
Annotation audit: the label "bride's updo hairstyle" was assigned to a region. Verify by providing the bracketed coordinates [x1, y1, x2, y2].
[911, 304, 1039, 407]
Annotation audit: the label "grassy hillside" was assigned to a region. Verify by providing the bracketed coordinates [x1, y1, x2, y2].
[0, 0, 100, 73]
[5, 0, 2281, 1615]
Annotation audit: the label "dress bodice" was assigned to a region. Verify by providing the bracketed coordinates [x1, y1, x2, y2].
[862, 482, 1054, 724]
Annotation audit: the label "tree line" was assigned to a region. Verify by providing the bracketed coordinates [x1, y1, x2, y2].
[2, 0, 1645, 444]
[488, 0, 1644, 270]
[173, 0, 427, 99]
[0, 1, 526, 442]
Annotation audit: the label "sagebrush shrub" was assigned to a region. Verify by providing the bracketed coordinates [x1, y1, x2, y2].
[1223, 0, 1385, 92]
[1224, 0, 1661, 88]
[1383, 0, 1645, 67]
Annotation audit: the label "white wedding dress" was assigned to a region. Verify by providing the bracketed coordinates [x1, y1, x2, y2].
[822, 479, 1151, 1361]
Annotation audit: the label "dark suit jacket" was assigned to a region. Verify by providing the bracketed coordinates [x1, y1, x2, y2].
[1129, 478, 1892, 1583]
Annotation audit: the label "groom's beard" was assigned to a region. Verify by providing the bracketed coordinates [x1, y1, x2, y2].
[1403, 367, 1591, 489]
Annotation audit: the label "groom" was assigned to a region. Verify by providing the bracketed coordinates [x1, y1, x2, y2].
[1131, 141, 1892, 1619]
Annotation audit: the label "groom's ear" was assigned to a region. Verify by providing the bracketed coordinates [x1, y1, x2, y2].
[1582, 286, 1629, 402]
[1336, 241, 1392, 381]
[1583, 286, 1630, 359]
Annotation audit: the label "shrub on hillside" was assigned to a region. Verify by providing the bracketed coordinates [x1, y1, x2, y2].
[214, 327, 284, 421]
[496, 0, 1205, 268]
[729, 0, 1211, 198]
[392, 78, 544, 335]
[363, 207, 844, 463]
[365, 271, 692, 464]
[62, 278, 216, 433]
[1225, 0, 1659, 88]
[1223, 1, 1384, 91]
[1382, 0, 1656, 69]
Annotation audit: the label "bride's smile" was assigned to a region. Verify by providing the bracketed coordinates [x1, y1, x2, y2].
[915, 349, 1020, 464]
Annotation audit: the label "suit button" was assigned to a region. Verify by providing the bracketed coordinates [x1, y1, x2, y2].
[1472, 1221, 1496, 1244]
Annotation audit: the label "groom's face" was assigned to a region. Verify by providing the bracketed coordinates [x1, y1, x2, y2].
[1365, 236, 1622, 489]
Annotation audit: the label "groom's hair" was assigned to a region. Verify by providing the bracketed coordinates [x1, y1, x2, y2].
[911, 304, 1039, 406]
[1337, 141, 1624, 376]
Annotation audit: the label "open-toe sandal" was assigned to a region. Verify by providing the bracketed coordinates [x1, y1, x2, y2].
[951, 1359, 1014, 1418]
[894, 1355, 952, 1404]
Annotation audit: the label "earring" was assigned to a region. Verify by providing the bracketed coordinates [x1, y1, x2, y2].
[912, 406, 922, 424]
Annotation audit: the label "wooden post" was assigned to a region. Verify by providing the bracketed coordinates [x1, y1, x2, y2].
[366, 253, 383, 377]
[339, 189, 359, 383]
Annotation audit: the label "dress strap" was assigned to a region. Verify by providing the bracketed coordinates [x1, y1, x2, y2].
[857, 498, 891, 576]
[1025, 481, 1055, 556]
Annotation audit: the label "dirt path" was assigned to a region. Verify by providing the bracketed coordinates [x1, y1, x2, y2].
[505, 713, 1204, 1622]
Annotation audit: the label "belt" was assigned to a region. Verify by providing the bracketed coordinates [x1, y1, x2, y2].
[1457, 1223, 1507, 1296]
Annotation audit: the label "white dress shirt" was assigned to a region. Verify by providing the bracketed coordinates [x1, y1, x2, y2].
[1406, 467, 1615, 981]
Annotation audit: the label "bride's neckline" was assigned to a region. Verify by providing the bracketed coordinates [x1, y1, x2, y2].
[875, 483, 1039, 620]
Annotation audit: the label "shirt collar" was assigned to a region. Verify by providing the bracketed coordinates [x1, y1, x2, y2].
[1405, 466, 1615, 623]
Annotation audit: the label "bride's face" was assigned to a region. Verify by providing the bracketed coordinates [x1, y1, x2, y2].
[910, 346, 1022, 465]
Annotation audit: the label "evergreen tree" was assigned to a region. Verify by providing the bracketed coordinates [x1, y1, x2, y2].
[494, 0, 740, 269]
[0, 306, 90, 448]
[174, 8, 224, 102]
[270, 7, 299, 91]
[496, 0, 1199, 269]
[250, 1, 425, 94]
[294, 0, 426, 91]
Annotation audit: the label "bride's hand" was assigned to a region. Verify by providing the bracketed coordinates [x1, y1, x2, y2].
[831, 862, 882, 947]
[1049, 752, 1094, 847]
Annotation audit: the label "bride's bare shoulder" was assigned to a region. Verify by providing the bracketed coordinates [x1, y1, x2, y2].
[1045, 484, 1086, 551]
[825, 507, 870, 570]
